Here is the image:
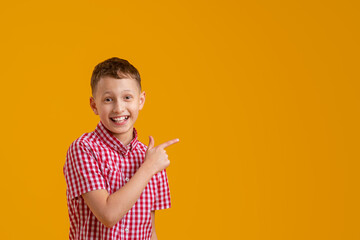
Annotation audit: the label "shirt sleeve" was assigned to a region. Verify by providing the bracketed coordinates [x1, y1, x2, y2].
[152, 169, 171, 210]
[64, 138, 106, 200]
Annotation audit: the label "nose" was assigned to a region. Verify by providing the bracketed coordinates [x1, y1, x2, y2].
[113, 100, 125, 113]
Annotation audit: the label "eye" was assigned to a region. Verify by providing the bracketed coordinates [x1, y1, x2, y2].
[124, 95, 132, 100]
[104, 97, 113, 102]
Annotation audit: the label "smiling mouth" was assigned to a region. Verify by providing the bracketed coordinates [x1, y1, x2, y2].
[110, 116, 129, 123]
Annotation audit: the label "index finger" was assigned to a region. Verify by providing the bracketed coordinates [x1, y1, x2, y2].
[157, 138, 180, 149]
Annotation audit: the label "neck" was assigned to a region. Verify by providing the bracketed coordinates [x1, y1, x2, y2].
[114, 128, 134, 146]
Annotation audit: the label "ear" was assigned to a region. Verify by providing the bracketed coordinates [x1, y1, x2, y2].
[90, 96, 99, 115]
[139, 91, 146, 110]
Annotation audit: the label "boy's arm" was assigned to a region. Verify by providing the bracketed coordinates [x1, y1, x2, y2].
[82, 163, 154, 228]
[82, 136, 179, 228]
[151, 210, 158, 240]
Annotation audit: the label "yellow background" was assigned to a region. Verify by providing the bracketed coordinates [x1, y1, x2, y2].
[1, 0, 359, 239]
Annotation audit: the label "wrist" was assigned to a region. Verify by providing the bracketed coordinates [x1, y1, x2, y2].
[140, 161, 156, 177]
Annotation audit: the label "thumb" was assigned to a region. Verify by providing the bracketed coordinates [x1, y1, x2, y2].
[147, 136, 155, 150]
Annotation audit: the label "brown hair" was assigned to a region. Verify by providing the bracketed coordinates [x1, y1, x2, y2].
[91, 57, 141, 96]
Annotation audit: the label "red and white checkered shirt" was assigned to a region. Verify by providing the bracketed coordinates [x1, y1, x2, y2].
[63, 121, 171, 240]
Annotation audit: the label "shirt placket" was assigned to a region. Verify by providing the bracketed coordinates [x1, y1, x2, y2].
[119, 150, 132, 238]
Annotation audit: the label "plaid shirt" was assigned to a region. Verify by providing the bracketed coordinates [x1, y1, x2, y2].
[63, 121, 171, 240]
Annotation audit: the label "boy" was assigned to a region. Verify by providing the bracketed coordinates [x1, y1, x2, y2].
[63, 57, 179, 240]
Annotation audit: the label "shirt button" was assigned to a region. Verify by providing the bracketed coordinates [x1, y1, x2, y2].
[125, 228, 129, 233]
[125, 178, 130, 182]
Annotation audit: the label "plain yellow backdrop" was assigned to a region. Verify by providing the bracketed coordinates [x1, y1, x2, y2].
[0, 0, 359, 239]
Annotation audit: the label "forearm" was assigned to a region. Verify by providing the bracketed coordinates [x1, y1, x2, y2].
[151, 231, 158, 240]
[82, 162, 156, 228]
[104, 163, 155, 227]
[150, 210, 158, 240]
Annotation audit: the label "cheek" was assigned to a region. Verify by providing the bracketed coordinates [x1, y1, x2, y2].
[98, 105, 112, 115]
[128, 105, 139, 116]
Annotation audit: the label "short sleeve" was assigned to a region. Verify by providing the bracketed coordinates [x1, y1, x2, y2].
[63, 139, 106, 200]
[152, 169, 171, 210]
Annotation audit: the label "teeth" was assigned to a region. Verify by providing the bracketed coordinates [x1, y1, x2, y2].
[112, 116, 128, 121]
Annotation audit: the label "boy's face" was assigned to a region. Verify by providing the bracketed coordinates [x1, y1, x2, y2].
[90, 76, 145, 144]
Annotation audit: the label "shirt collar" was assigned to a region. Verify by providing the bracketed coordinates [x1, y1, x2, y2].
[94, 121, 139, 155]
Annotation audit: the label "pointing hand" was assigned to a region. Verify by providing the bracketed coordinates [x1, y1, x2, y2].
[144, 136, 180, 175]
